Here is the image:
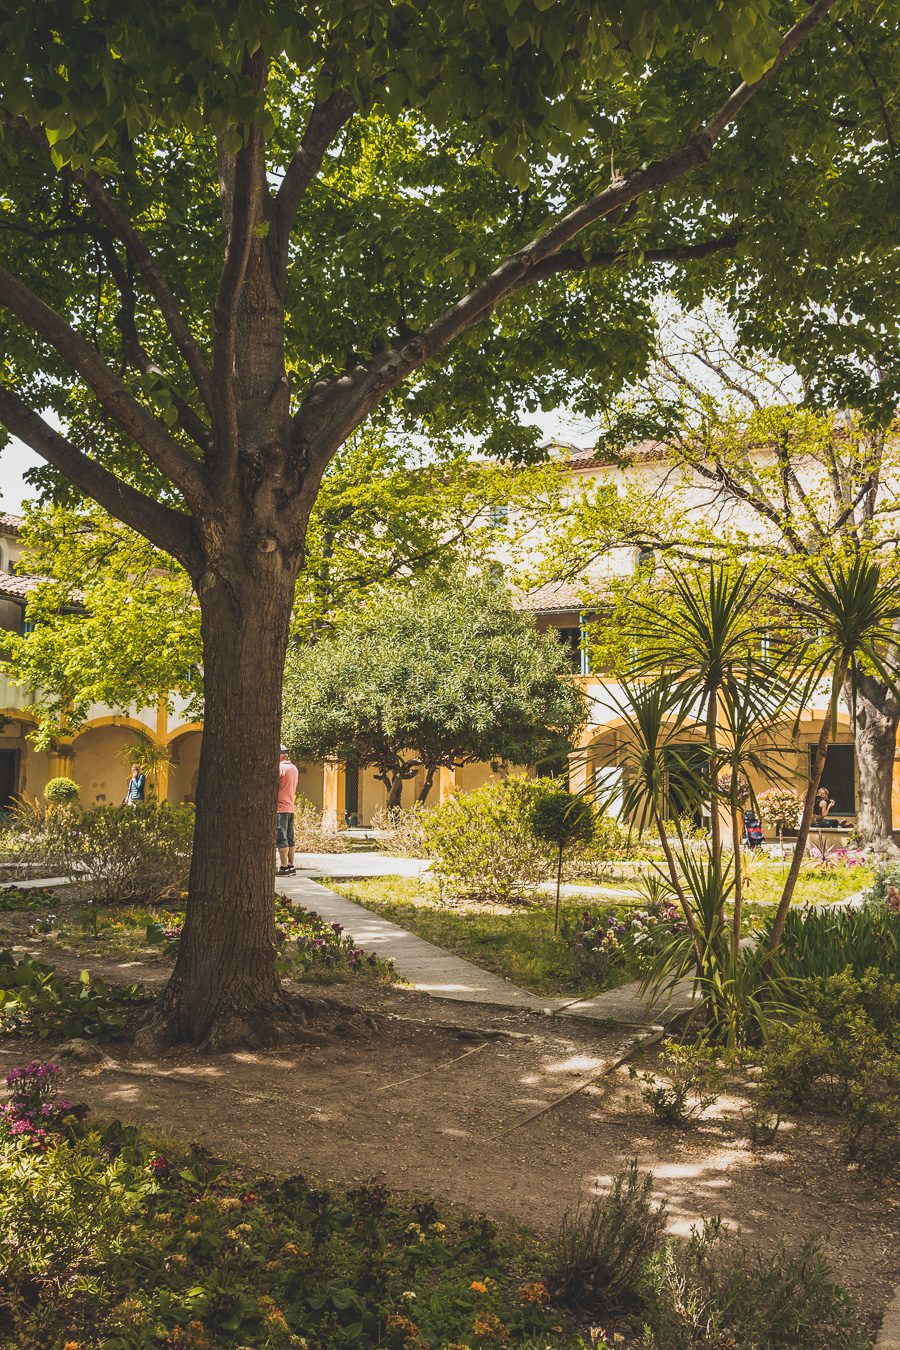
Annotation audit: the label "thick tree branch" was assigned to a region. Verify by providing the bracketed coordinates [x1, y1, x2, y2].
[80, 173, 216, 414]
[212, 49, 268, 470]
[0, 388, 196, 566]
[1, 112, 215, 414]
[0, 263, 211, 510]
[294, 0, 836, 463]
[92, 230, 211, 454]
[274, 88, 355, 242]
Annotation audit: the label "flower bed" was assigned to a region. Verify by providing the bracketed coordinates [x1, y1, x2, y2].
[148, 897, 395, 983]
[0, 1065, 578, 1349]
[0, 883, 63, 911]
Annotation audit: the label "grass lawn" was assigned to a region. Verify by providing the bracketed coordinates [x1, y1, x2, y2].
[740, 856, 873, 907]
[326, 876, 640, 997]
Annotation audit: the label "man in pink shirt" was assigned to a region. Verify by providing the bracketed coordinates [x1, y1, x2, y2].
[276, 745, 299, 876]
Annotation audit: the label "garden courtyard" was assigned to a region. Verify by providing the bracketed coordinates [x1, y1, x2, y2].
[1, 815, 898, 1346]
[1, 2, 899, 1345]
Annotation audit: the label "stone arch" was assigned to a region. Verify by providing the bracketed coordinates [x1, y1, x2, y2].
[69, 718, 158, 805]
[167, 725, 203, 804]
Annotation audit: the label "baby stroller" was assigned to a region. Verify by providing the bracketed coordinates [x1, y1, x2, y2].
[743, 812, 764, 849]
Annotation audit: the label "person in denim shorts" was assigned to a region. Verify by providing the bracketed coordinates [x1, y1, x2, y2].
[276, 745, 299, 876]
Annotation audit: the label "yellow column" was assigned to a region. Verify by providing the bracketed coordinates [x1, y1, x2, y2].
[154, 698, 170, 802]
[322, 759, 346, 830]
[48, 745, 75, 779]
[567, 741, 590, 796]
[438, 766, 457, 804]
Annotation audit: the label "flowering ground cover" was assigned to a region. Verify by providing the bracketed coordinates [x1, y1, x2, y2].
[17, 897, 395, 987]
[0, 1061, 590, 1350]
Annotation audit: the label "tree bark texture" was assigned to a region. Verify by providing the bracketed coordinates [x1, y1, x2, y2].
[852, 672, 899, 852]
[148, 556, 302, 1048]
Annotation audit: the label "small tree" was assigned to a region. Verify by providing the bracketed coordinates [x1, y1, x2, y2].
[283, 573, 587, 809]
[530, 788, 597, 932]
[43, 777, 79, 806]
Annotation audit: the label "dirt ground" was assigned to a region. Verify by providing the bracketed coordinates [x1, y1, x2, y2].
[1, 950, 898, 1339]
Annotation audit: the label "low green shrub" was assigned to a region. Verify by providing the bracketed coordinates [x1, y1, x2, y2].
[758, 968, 900, 1169]
[548, 1159, 667, 1313]
[630, 1038, 725, 1127]
[58, 802, 195, 903]
[770, 904, 900, 982]
[641, 1218, 868, 1349]
[0, 948, 139, 1039]
[43, 776, 80, 804]
[423, 776, 555, 902]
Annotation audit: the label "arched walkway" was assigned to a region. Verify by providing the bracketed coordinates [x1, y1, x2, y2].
[70, 719, 152, 805]
[167, 726, 202, 804]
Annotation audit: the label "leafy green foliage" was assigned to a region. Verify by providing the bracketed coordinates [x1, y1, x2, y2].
[43, 776, 80, 804]
[0, 1092, 575, 1349]
[548, 1160, 667, 1314]
[3, 507, 202, 749]
[771, 905, 900, 982]
[53, 803, 195, 905]
[284, 574, 586, 805]
[0, 949, 139, 1038]
[642, 1219, 868, 1350]
[758, 968, 900, 1169]
[422, 776, 556, 903]
[630, 1038, 725, 1126]
[530, 790, 596, 851]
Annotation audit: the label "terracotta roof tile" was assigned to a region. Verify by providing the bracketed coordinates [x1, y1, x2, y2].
[0, 512, 23, 536]
[518, 579, 588, 613]
[0, 571, 83, 606]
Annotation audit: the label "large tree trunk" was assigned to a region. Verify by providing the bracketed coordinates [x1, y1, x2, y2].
[146, 548, 312, 1049]
[852, 671, 900, 853]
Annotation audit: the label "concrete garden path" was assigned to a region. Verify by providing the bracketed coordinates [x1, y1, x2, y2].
[280, 872, 692, 1026]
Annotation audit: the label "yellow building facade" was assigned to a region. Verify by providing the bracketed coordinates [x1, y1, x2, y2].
[2, 441, 899, 837]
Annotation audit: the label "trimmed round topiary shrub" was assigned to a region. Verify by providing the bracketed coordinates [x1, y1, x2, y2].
[530, 788, 596, 931]
[43, 777, 79, 805]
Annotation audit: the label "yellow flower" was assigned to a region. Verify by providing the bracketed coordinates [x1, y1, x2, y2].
[469, 1280, 488, 1294]
[517, 1281, 550, 1307]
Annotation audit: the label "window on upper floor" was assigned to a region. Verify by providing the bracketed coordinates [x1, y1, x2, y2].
[490, 503, 510, 529]
[556, 623, 592, 675]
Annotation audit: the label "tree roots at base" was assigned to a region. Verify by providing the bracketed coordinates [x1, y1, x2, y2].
[135, 987, 379, 1054]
